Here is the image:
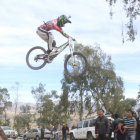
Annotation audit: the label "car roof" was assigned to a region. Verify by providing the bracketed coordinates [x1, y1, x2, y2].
[1, 126, 12, 128]
[30, 128, 50, 131]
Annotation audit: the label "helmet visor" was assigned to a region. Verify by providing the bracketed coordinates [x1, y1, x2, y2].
[67, 19, 71, 23]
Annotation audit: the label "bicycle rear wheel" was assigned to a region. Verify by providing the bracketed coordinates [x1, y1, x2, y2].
[64, 52, 87, 77]
[26, 46, 47, 70]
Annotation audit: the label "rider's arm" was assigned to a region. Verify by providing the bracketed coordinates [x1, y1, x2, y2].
[53, 23, 75, 40]
[60, 30, 71, 38]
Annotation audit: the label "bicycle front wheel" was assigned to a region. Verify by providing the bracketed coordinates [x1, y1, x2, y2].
[26, 46, 47, 70]
[64, 52, 87, 77]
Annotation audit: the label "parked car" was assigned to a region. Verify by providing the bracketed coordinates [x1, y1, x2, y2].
[1, 126, 18, 139]
[23, 128, 52, 140]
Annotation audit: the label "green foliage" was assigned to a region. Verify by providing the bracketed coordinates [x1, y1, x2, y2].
[58, 87, 70, 122]
[106, 0, 140, 42]
[14, 105, 33, 134]
[31, 83, 64, 129]
[61, 44, 126, 119]
[20, 105, 31, 113]
[0, 87, 12, 125]
[124, 98, 137, 111]
[137, 85, 140, 102]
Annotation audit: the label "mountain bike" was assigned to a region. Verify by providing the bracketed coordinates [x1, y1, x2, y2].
[26, 38, 87, 77]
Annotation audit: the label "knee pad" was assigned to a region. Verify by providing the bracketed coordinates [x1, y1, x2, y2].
[52, 40, 56, 47]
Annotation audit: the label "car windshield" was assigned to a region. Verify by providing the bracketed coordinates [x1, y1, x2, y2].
[2, 127, 13, 130]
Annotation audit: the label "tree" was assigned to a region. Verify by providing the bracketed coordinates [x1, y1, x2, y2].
[20, 105, 31, 113]
[14, 105, 33, 134]
[106, 0, 140, 42]
[58, 85, 70, 122]
[0, 87, 12, 125]
[137, 85, 140, 102]
[61, 75, 89, 120]
[31, 83, 61, 129]
[3, 101, 12, 126]
[61, 44, 126, 119]
[124, 98, 137, 110]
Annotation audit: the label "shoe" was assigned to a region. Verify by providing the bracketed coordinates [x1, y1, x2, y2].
[52, 46, 58, 49]
[46, 50, 52, 54]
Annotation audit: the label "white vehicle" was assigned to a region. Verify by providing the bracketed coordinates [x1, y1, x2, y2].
[70, 116, 114, 140]
[1, 126, 18, 139]
[70, 118, 96, 140]
[23, 128, 51, 140]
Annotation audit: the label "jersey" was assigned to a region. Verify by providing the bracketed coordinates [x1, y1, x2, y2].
[39, 19, 71, 38]
[40, 19, 62, 32]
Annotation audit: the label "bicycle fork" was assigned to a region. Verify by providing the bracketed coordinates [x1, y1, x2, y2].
[69, 40, 76, 66]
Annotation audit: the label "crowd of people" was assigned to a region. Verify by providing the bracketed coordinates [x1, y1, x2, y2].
[0, 108, 139, 140]
[95, 109, 140, 140]
[54, 109, 140, 140]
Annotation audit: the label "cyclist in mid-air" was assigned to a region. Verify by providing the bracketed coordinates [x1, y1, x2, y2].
[36, 15, 75, 54]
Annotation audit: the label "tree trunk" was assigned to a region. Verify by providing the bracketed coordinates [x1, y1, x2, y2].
[79, 88, 83, 121]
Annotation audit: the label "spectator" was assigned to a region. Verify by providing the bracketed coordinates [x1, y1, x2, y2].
[136, 111, 140, 140]
[108, 119, 113, 140]
[62, 124, 69, 140]
[41, 127, 44, 140]
[52, 125, 59, 140]
[95, 109, 110, 140]
[132, 111, 137, 119]
[123, 110, 137, 140]
[112, 114, 120, 140]
[71, 122, 77, 130]
[114, 120, 126, 140]
[52, 125, 58, 132]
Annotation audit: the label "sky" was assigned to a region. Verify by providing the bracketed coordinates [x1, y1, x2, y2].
[0, 0, 140, 103]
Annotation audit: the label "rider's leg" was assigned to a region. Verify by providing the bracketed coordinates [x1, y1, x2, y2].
[36, 29, 50, 53]
[36, 30, 56, 54]
[36, 29, 49, 43]
[48, 32, 54, 51]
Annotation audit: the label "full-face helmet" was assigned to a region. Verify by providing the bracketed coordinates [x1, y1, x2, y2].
[57, 15, 71, 27]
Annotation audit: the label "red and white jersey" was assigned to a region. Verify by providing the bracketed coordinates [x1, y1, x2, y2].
[39, 19, 62, 32]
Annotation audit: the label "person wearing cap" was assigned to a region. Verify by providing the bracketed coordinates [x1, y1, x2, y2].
[62, 124, 69, 140]
[36, 15, 75, 54]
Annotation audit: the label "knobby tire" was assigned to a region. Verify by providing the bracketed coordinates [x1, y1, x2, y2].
[64, 52, 87, 77]
[26, 46, 47, 70]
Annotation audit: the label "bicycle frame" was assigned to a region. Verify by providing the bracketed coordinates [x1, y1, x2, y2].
[26, 37, 87, 75]
[46, 38, 74, 63]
